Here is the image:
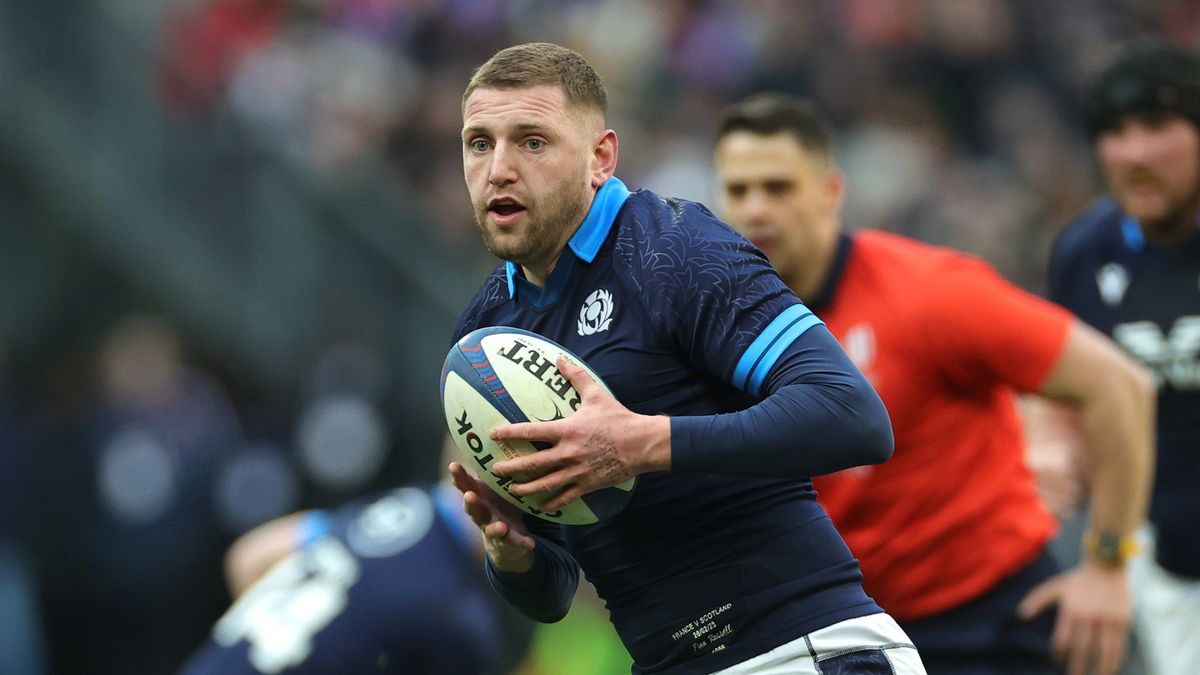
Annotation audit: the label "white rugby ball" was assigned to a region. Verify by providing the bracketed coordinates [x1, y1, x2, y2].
[440, 326, 635, 525]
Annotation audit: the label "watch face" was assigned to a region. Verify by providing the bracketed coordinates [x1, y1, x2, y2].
[1087, 530, 1136, 567]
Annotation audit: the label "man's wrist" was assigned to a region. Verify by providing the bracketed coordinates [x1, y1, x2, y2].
[493, 556, 534, 574]
[488, 552, 544, 586]
[639, 413, 672, 472]
[1083, 529, 1138, 568]
[488, 546, 535, 574]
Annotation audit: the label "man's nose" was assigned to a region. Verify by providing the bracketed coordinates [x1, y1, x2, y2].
[743, 190, 773, 223]
[1106, 124, 1157, 165]
[488, 144, 519, 186]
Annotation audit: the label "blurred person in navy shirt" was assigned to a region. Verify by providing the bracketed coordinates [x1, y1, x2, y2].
[36, 315, 245, 675]
[0, 339, 49, 675]
[181, 483, 534, 674]
[1049, 38, 1200, 675]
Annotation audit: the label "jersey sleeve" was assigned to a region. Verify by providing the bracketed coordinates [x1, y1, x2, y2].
[484, 515, 579, 624]
[627, 199, 893, 476]
[919, 257, 1073, 393]
[626, 199, 805, 388]
[671, 324, 895, 476]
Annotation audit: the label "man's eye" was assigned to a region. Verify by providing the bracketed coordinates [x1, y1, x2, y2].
[526, 139, 544, 150]
[470, 139, 490, 152]
[766, 181, 794, 197]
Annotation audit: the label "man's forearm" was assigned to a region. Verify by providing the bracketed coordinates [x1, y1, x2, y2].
[1078, 364, 1155, 563]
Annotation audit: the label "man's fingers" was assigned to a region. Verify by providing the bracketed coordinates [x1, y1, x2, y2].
[461, 489, 494, 527]
[1065, 620, 1096, 675]
[490, 421, 563, 445]
[557, 355, 603, 400]
[1049, 601, 1072, 664]
[1017, 576, 1061, 620]
[483, 519, 509, 540]
[504, 468, 569, 498]
[484, 520, 535, 551]
[448, 462, 476, 493]
[1096, 620, 1127, 675]
[466, 488, 535, 552]
[539, 483, 583, 513]
[500, 458, 596, 501]
[493, 442, 563, 477]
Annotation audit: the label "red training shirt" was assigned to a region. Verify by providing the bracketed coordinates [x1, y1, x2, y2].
[811, 230, 1071, 622]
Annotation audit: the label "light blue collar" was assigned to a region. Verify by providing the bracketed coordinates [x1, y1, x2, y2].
[1120, 211, 1200, 252]
[505, 177, 632, 298]
[1120, 215, 1145, 251]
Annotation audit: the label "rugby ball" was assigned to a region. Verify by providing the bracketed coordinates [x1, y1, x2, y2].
[440, 326, 635, 525]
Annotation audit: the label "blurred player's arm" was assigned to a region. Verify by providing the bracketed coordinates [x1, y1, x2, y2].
[1019, 319, 1155, 675]
[224, 512, 311, 598]
[1035, 320, 1155, 558]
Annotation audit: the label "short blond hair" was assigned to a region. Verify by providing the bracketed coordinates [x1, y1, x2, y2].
[463, 42, 607, 118]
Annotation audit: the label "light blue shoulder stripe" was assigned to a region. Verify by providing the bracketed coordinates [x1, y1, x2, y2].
[733, 304, 811, 389]
[732, 304, 824, 397]
[749, 314, 823, 396]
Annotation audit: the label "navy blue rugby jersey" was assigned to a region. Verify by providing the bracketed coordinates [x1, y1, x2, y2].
[179, 486, 532, 675]
[1049, 197, 1200, 578]
[453, 177, 886, 674]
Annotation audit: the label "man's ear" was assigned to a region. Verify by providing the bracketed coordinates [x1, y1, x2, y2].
[591, 129, 619, 188]
[825, 168, 846, 214]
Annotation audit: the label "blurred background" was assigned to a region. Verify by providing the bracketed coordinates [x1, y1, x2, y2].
[1, 0, 1197, 673]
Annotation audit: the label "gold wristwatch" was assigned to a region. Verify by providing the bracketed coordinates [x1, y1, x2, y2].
[1083, 530, 1138, 568]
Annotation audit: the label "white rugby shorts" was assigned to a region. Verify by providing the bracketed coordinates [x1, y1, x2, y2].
[711, 612, 926, 674]
[1130, 527, 1200, 675]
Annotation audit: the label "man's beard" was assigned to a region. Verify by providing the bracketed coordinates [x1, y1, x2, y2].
[1121, 171, 1200, 244]
[474, 181, 589, 266]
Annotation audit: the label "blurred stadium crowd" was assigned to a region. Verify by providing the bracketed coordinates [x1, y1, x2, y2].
[0, 0, 1197, 673]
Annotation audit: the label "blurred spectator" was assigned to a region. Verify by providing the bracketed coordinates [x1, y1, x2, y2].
[226, 5, 418, 175]
[0, 543, 47, 675]
[0, 341, 34, 546]
[0, 342, 49, 675]
[159, 0, 288, 118]
[36, 315, 247, 675]
[294, 340, 390, 495]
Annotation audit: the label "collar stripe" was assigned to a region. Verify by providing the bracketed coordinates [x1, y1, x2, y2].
[1120, 216, 1145, 251]
[505, 177, 632, 298]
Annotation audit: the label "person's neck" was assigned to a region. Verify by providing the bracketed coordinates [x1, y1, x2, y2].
[521, 196, 595, 286]
[792, 234, 840, 302]
[793, 268, 825, 301]
[522, 250, 563, 287]
[1142, 208, 1200, 248]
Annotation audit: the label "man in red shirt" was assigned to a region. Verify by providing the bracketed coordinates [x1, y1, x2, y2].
[714, 93, 1155, 675]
